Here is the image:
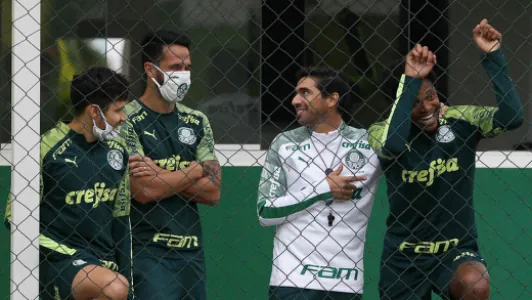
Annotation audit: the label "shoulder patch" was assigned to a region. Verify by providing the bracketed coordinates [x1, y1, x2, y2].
[125, 101, 147, 125]
[43, 123, 72, 162]
[271, 127, 310, 152]
[124, 100, 143, 116]
[341, 125, 368, 140]
[107, 149, 124, 171]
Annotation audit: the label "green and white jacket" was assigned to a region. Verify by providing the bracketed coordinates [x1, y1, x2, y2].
[257, 123, 381, 294]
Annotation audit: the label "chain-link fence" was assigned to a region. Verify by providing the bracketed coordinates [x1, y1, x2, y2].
[1, 0, 531, 299]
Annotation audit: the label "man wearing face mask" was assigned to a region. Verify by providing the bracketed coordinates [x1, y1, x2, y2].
[120, 31, 221, 300]
[21, 67, 133, 300]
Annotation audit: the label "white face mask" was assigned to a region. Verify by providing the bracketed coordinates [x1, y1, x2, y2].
[151, 65, 191, 103]
[92, 107, 119, 141]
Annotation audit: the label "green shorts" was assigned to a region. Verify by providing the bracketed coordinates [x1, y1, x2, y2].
[39, 249, 114, 300]
[133, 255, 206, 300]
[269, 286, 362, 300]
[378, 243, 487, 300]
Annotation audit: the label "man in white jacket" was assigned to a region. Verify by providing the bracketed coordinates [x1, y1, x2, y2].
[257, 67, 382, 300]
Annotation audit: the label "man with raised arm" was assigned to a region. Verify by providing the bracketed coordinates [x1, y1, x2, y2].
[369, 19, 523, 300]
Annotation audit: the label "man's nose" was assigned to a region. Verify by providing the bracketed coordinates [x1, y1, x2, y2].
[292, 94, 302, 106]
[421, 100, 432, 112]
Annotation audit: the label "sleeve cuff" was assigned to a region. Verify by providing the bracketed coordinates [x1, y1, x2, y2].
[482, 49, 505, 65]
[484, 48, 503, 58]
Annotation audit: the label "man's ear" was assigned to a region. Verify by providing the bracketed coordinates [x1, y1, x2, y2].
[328, 92, 340, 108]
[86, 104, 101, 120]
[145, 62, 157, 79]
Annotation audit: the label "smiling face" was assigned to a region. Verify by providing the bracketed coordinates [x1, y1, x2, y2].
[412, 79, 440, 133]
[101, 99, 128, 128]
[291, 76, 335, 127]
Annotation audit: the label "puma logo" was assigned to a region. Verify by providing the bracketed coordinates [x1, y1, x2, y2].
[143, 130, 157, 140]
[298, 156, 309, 165]
[64, 157, 78, 168]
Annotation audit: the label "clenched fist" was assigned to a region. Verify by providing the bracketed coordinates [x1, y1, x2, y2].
[405, 44, 437, 79]
[473, 18, 502, 53]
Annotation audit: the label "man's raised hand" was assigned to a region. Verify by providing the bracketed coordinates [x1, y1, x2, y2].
[473, 18, 502, 53]
[326, 164, 366, 200]
[405, 44, 437, 79]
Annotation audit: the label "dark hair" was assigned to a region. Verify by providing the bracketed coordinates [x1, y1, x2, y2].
[70, 67, 130, 116]
[379, 59, 438, 103]
[141, 30, 192, 66]
[295, 66, 352, 115]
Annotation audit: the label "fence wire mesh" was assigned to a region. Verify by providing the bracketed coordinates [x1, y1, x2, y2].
[1, 0, 532, 299]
